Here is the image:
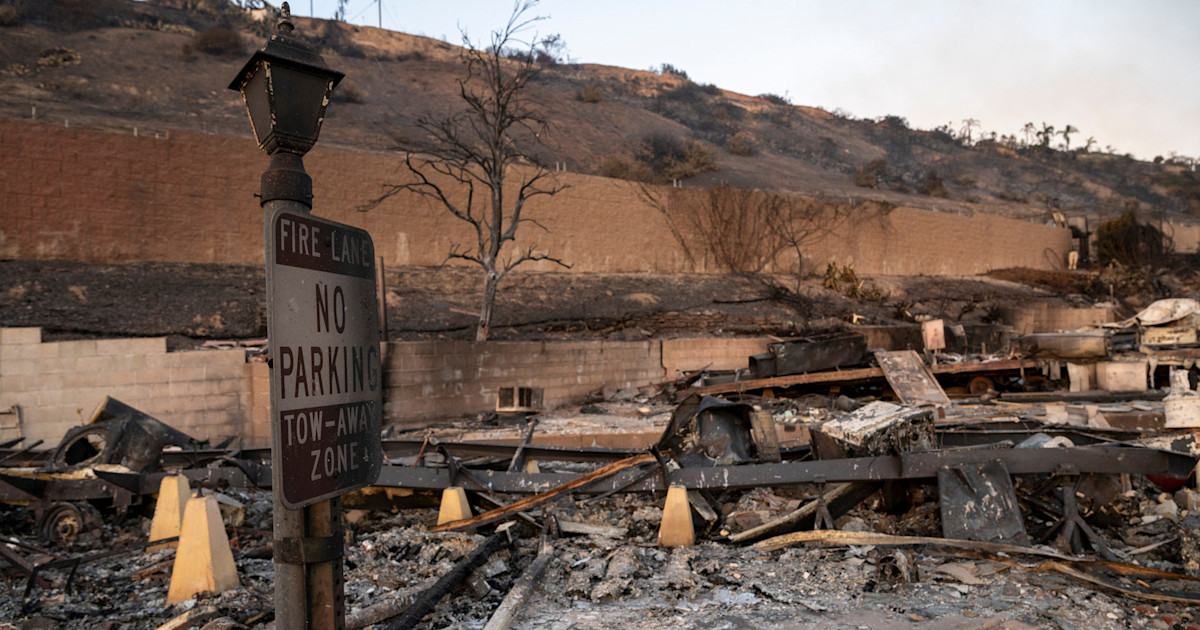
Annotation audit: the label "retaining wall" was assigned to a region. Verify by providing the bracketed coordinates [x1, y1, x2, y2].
[0, 119, 1074, 276]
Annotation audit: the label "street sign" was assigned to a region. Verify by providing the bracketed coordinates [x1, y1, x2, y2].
[267, 208, 382, 509]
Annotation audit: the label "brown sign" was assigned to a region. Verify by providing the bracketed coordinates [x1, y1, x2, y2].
[267, 209, 382, 509]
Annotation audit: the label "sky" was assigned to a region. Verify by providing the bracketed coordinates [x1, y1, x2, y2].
[298, 0, 1200, 161]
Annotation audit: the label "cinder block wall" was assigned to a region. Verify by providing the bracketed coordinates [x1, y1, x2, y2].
[0, 327, 250, 445]
[3, 329, 785, 445]
[1001, 304, 1116, 334]
[660, 337, 770, 376]
[381, 340, 666, 424]
[0, 119, 1074, 276]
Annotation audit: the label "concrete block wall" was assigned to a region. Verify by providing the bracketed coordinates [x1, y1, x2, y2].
[0, 328, 252, 445]
[803, 207, 1075, 276]
[1, 118, 1076, 277]
[381, 340, 664, 427]
[660, 337, 771, 376]
[1167, 222, 1200, 255]
[1001, 303, 1116, 334]
[4, 329, 782, 443]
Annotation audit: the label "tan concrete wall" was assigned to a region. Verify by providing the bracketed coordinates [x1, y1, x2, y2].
[2, 328, 792, 441]
[1000, 304, 1115, 334]
[660, 337, 770, 376]
[0, 327, 250, 445]
[381, 340, 664, 426]
[807, 207, 1076, 275]
[0, 119, 1074, 276]
[1167, 222, 1200, 254]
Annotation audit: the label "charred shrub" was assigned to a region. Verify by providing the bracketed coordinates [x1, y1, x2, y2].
[659, 63, 688, 79]
[602, 134, 719, 183]
[601, 154, 655, 182]
[637, 133, 718, 181]
[662, 81, 719, 104]
[194, 26, 244, 57]
[36, 47, 81, 68]
[726, 131, 755, 156]
[332, 79, 366, 104]
[576, 83, 602, 103]
[853, 158, 890, 189]
[1094, 211, 1169, 268]
[919, 170, 948, 198]
[0, 5, 20, 27]
[757, 93, 790, 106]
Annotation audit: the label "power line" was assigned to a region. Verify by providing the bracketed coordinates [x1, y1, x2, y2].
[348, 0, 375, 23]
[381, 1, 401, 31]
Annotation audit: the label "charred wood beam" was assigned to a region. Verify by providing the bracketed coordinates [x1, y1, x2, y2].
[939, 428, 1136, 449]
[0, 439, 44, 466]
[482, 541, 555, 630]
[382, 531, 510, 630]
[999, 390, 1168, 403]
[507, 420, 539, 473]
[689, 358, 1041, 397]
[396, 440, 644, 463]
[726, 482, 881, 544]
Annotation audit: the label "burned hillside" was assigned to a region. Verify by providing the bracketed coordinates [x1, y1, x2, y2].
[1, 0, 1198, 229]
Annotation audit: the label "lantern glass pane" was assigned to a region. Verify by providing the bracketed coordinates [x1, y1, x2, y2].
[242, 66, 272, 148]
[272, 66, 330, 142]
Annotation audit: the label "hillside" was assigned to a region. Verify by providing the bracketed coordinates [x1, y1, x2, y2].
[2, 0, 1199, 232]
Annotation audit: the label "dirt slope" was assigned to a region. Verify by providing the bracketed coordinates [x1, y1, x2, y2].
[1, 259, 1083, 347]
[1, 0, 1197, 228]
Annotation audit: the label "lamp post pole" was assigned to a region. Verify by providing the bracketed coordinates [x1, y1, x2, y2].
[262, 155, 344, 630]
[228, 4, 368, 628]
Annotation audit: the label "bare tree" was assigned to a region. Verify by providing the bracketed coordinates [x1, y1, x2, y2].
[364, 1, 567, 341]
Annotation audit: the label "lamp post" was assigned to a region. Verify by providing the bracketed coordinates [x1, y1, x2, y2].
[228, 1, 342, 209]
[229, 4, 352, 628]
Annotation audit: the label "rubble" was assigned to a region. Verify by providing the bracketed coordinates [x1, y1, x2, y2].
[7, 315, 1200, 628]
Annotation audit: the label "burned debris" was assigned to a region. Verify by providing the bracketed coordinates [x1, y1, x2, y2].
[7, 304, 1200, 627]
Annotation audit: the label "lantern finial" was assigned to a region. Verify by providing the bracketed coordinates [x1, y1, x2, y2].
[278, 2, 294, 33]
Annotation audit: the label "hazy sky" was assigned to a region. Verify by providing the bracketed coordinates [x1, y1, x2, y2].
[300, 0, 1200, 160]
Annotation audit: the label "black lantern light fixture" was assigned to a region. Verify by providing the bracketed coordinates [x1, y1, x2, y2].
[228, 2, 343, 158]
[228, 2, 343, 207]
